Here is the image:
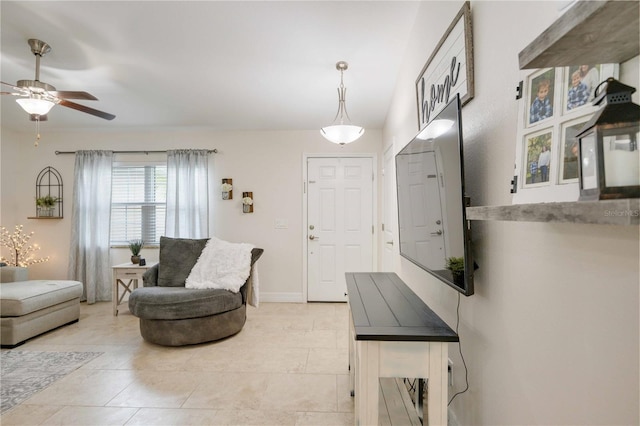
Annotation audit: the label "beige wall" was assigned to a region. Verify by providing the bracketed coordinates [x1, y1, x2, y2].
[383, 1, 639, 425]
[0, 127, 382, 301]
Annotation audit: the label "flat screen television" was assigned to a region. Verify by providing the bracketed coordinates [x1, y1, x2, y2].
[395, 94, 474, 296]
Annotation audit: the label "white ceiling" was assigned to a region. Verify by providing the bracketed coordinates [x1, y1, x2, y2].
[1, 1, 421, 133]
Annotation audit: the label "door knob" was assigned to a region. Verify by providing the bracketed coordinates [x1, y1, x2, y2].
[309, 235, 319, 240]
[430, 230, 443, 235]
[386, 241, 394, 245]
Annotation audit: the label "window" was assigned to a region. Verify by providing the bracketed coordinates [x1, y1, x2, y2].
[110, 162, 167, 245]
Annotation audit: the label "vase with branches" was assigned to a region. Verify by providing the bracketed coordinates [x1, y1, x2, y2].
[0, 225, 50, 267]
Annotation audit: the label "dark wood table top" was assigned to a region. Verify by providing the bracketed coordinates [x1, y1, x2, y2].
[346, 272, 459, 342]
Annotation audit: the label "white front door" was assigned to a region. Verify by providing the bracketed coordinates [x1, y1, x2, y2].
[307, 157, 374, 302]
[382, 146, 395, 271]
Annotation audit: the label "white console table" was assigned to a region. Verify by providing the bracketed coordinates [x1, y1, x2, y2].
[346, 272, 459, 425]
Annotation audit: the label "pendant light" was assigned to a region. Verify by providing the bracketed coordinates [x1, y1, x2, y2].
[320, 61, 365, 145]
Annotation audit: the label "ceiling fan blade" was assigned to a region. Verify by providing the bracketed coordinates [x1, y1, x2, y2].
[1, 81, 29, 96]
[59, 99, 115, 120]
[49, 91, 98, 101]
[1, 81, 20, 90]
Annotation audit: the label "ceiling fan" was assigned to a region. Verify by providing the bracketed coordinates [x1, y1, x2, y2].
[1, 38, 115, 123]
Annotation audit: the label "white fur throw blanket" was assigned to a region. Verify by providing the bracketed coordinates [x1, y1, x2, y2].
[185, 237, 259, 307]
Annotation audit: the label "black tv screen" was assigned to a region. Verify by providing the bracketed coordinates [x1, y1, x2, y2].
[395, 94, 474, 296]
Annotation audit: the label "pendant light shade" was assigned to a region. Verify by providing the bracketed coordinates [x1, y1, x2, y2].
[321, 124, 365, 144]
[320, 61, 364, 145]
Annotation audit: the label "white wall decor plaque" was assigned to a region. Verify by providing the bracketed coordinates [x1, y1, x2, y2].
[416, 1, 474, 131]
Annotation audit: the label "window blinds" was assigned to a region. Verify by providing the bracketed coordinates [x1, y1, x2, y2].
[110, 164, 167, 245]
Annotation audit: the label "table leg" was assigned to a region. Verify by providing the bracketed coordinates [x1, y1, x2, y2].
[113, 273, 118, 316]
[349, 314, 355, 397]
[416, 378, 425, 423]
[356, 340, 379, 426]
[427, 342, 448, 426]
[114, 278, 138, 316]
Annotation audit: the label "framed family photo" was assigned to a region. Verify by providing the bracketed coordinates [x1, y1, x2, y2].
[522, 128, 553, 187]
[562, 64, 617, 115]
[512, 63, 619, 204]
[559, 116, 590, 184]
[527, 68, 556, 127]
[564, 64, 600, 113]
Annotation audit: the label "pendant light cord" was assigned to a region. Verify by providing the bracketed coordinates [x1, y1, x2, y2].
[34, 116, 41, 147]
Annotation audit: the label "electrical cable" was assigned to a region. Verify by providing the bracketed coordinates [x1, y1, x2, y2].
[448, 292, 469, 406]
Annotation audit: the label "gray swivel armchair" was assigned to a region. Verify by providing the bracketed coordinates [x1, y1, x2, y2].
[129, 236, 263, 346]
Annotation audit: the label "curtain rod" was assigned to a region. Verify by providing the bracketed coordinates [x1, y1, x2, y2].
[55, 149, 217, 155]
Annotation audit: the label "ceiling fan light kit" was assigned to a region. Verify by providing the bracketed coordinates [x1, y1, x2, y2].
[16, 98, 55, 116]
[320, 61, 365, 145]
[1, 38, 115, 145]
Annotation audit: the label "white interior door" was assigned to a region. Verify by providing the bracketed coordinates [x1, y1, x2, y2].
[307, 157, 374, 302]
[382, 146, 395, 271]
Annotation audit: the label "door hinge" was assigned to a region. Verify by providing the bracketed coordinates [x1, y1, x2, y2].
[372, 225, 374, 235]
[382, 223, 385, 231]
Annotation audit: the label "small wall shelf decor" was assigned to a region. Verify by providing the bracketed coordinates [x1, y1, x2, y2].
[518, 0, 639, 70]
[221, 178, 233, 200]
[242, 192, 254, 213]
[30, 166, 63, 219]
[466, 199, 639, 226]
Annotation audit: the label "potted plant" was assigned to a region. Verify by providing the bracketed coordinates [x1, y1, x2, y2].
[445, 256, 465, 285]
[128, 239, 144, 264]
[36, 195, 59, 217]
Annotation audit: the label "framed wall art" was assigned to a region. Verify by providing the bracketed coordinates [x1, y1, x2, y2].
[416, 1, 474, 131]
[512, 63, 618, 204]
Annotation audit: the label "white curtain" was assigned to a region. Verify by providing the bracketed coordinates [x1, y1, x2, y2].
[165, 149, 210, 238]
[68, 150, 113, 303]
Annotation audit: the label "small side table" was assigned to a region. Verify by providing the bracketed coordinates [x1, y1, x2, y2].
[112, 262, 156, 316]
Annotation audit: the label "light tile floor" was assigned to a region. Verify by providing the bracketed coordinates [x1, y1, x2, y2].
[1, 302, 355, 425]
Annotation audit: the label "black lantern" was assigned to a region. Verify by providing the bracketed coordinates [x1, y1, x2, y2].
[576, 78, 640, 201]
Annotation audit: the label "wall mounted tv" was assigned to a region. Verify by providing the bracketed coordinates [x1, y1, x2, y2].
[395, 94, 474, 296]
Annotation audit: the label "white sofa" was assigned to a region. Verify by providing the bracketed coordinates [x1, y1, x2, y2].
[1, 266, 83, 347]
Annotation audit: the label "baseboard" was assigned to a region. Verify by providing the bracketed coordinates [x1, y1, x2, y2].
[259, 292, 304, 303]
